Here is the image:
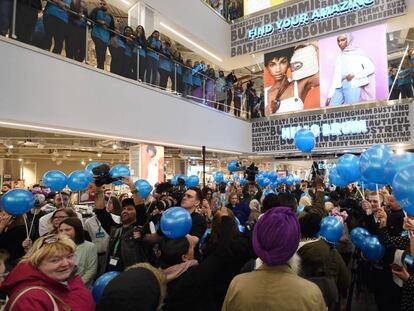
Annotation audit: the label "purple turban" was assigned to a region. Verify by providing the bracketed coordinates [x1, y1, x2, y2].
[253, 207, 300, 266]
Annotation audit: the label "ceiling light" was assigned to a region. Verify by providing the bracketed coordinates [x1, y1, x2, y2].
[112, 143, 118, 150]
[81, 160, 85, 165]
[159, 22, 223, 62]
[89, 158, 93, 161]
[18, 158, 23, 162]
[8, 144, 13, 149]
[97, 152, 102, 157]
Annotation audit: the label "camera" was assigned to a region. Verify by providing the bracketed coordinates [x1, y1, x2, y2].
[92, 164, 119, 187]
[244, 163, 259, 183]
[154, 182, 180, 209]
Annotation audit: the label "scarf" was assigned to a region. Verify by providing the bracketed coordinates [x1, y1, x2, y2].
[161, 259, 198, 283]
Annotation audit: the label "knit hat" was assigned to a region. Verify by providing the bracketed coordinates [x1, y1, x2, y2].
[98, 265, 163, 311]
[253, 207, 300, 266]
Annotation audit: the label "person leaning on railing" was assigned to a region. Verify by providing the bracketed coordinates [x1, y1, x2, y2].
[66, 0, 88, 62]
[214, 70, 226, 112]
[123, 26, 135, 80]
[172, 49, 184, 94]
[109, 26, 126, 76]
[159, 40, 173, 90]
[43, 0, 72, 54]
[134, 25, 147, 81]
[182, 59, 193, 97]
[90, 0, 114, 70]
[192, 61, 204, 102]
[145, 30, 161, 85]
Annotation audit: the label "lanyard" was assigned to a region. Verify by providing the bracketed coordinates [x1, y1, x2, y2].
[95, 218, 103, 233]
[112, 228, 123, 257]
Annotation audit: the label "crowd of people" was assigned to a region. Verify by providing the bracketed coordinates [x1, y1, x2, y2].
[0, 171, 413, 310]
[0, 0, 262, 118]
[389, 48, 414, 100]
[205, 0, 244, 22]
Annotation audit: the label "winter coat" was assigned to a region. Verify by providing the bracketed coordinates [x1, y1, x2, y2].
[0, 262, 95, 311]
[222, 264, 326, 311]
[297, 238, 350, 297]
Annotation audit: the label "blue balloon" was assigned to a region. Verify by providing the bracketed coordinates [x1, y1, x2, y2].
[319, 216, 344, 244]
[85, 162, 102, 175]
[285, 175, 294, 186]
[329, 168, 348, 187]
[43, 170, 67, 192]
[134, 179, 152, 199]
[294, 176, 301, 183]
[92, 271, 120, 304]
[384, 152, 414, 185]
[186, 175, 199, 188]
[214, 171, 224, 183]
[362, 235, 385, 261]
[109, 164, 131, 185]
[232, 174, 240, 181]
[67, 170, 90, 192]
[256, 174, 265, 187]
[280, 176, 287, 183]
[239, 177, 248, 186]
[227, 161, 240, 172]
[267, 171, 277, 182]
[350, 227, 370, 248]
[160, 207, 192, 239]
[393, 163, 414, 216]
[294, 129, 315, 153]
[297, 204, 305, 214]
[271, 181, 279, 189]
[1, 189, 35, 215]
[360, 144, 393, 184]
[337, 154, 361, 183]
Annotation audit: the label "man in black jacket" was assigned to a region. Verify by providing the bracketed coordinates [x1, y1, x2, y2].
[95, 177, 149, 274]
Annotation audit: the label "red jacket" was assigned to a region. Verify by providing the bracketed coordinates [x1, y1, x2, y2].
[0, 262, 95, 311]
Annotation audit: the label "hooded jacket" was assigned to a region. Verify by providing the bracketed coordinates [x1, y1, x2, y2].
[0, 262, 95, 311]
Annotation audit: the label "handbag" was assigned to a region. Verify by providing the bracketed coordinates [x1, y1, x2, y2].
[8, 286, 71, 311]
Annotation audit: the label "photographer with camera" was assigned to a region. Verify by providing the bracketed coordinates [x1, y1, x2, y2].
[94, 174, 150, 274]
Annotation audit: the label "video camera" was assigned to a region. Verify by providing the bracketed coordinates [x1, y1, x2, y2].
[92, 164, 120, 187]
[228, 162, 259, 183]
[154, 182, 181, 210]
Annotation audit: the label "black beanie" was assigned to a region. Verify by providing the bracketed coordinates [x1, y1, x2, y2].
[98, 267, 161, 311]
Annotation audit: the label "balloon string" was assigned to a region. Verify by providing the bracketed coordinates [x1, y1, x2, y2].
[375, 184, 381, 208]
[23, 214, 29, 240]
[361, 182, 365, 198]
[355, 186, 364, 199]
[27, 212, 37, 239]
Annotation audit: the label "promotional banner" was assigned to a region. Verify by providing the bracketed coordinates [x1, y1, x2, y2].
[264, 24, 387, 116]
[264, 42, 320, 115]
[319, 24, 388, 107]
[140, 144, 164, 186]
[252, 100, 413, 154]
[231, 0, 406, 56]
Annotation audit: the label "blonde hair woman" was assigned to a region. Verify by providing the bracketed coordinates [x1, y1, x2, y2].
[0, 234, 95, 311]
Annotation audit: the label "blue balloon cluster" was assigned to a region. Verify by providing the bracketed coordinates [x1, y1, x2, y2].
[294, 129, 315, 153]
[329, 168, 348, 187]
[393, 163, 414, 217]
[186, 175, 199, 188]
[227, 161, 240, 172]
[337, 154, 360, 183]
[214, 171, 224, 183]
[384, 153, 414, 185]
[110, 164, 131, 185]
[67, 170, 90, 192]
[350, 227, 385, 261]
[1, 189, 35, 215]
[160, 207, 192, 239]
[319, 216, 344, 244]
[43, 170, 67, 192]
[134, 179, 152, 199]
[359, 144, 393, 184]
